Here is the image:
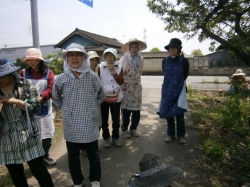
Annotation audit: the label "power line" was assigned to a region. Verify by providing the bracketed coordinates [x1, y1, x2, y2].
[0, 0, 27, 8]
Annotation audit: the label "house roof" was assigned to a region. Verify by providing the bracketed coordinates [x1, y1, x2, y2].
[54, 28, 123, 52]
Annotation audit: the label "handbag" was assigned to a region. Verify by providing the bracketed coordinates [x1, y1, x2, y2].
[104, 91, 119, 103]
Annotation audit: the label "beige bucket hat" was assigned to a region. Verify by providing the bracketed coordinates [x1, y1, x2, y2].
[121, 38, 147, 52]
[22, 48, 45, 62]
[87, 51, 100, 59]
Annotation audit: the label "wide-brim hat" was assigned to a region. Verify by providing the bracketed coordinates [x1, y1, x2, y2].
[87, 51, 100, 60]
[0, 56, 20, 77]
[121, 38, 147, 52]
[233, 69, 246, 76]
[22, 48, 45, 62]
[61, 43, 88, 59]
[164, 38, 182, 51]
[130, 153, 184, 187]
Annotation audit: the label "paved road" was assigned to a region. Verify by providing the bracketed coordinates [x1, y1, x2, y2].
[26, 76, 227, 187]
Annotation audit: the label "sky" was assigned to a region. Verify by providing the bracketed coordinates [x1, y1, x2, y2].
[0, 0, 214, 55]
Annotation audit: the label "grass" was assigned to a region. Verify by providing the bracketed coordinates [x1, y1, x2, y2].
[187, 89, 250, 187]
[0, 111, 63, 187]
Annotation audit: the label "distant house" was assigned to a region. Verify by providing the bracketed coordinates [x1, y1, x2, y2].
[54, 28, 123, 57]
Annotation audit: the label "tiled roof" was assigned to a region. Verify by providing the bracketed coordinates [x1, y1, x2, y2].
[54, 28, 123, 50]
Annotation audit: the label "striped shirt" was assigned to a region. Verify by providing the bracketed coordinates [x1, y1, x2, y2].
[0, 75, 44, 165]
[52, 71, 105, 143]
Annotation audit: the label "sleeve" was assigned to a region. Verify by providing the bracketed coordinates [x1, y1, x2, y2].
[183, 58, 189, 80]
[92, 74, 106, 105]
[19, 69, 25, 77]
[113, 67, 124, 85]
[41, 70, 55, 101]
[52, 75, 63, 109]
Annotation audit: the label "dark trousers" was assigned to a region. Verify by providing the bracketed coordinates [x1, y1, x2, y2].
[121, 109, 140, 131]
[42, 138, 52, 158]
[66, 140, 101, 185]
[101, 102, 121, 140]
[166, 113, 185, 138]
[5, 156, 54, 187]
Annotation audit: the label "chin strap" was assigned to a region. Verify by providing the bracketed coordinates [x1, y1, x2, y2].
[127, 172, 140, 187]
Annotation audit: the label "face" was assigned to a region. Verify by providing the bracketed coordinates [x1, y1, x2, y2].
[67, 52, 84, 69]
[25, 59, 40, 70]
[129, 43, 139, 57]
[169, 47, 179, 56]
[105, 53, 115, 64]
[0, 75, 11, 87]
[90, 57, 99, 70]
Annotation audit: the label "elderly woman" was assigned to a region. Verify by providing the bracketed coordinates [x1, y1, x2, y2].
[119, 38, 147, 139]
[0, 56, 54, 187]
[52, 43, 105, 187]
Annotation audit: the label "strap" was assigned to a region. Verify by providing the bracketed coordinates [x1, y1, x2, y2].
[24, 100, 33, 136]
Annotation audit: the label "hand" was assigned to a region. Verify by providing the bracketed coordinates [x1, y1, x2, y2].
[108, 64, 116, 74]
[0, 96, 15, 104]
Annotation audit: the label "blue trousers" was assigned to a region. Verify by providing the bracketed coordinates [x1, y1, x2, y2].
[121, 109, 140, 131]
[166, 113, 185, 138]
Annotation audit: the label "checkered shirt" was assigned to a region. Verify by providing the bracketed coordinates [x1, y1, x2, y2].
[52, 71, 105, 143]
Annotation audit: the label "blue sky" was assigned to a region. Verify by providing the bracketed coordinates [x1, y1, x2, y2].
[0, 0, 213, 55]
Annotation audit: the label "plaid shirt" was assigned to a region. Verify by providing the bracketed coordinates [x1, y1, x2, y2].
[52, 71, 105, 143]
[0, 74, 44, 165]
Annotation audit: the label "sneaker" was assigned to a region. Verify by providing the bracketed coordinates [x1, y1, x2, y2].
[43, 157, 57, 166]
[91, 181, 100, 187]
[80, 149, 87, 156]
[130, 129, 139, 137]
[103, 139, 111, 148]
[123, 130, 131, 139]
[74, 180, 84, 187]
[179, 137, 187, 144]
[112, 138, 121, 147]
[165, 136, 173, 143]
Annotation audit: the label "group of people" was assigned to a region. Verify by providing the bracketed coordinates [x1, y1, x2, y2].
[0, 37, 189, 187]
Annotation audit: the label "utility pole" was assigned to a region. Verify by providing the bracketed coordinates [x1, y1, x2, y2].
[30, 0, 40, 48]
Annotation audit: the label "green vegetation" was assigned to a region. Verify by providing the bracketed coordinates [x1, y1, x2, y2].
[150, 47, 161, 52]
[188, 84, 250, 186]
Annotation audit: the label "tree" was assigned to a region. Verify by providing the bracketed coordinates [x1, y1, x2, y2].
[147, 0, 250, 65]
[150, 47, 161, 52]
[15, 58, 27, 70]
[191, 49, 203, 56]
[45, 52, 64, 75]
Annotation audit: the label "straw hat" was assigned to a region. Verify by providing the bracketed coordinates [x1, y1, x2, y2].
[22, 48, 45, 62]
[129, 153, 184, 187]
[0, 56, 20, 77]
[121, 38, 147, 52]
[87, 51, 100, 60]
[233, 69, 246, 76]
[61, 43, 88, 59]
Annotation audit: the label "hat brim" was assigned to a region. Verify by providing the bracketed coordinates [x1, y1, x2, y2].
[233, 73, 246, 76]
[0, 66, 20, 77]
[130, 166, 184, 187]
[22, 56, 45, 62]
[164, 44, 182, 51]
[121, 40, 147, 52]
[89, 54, 100, 59]
[61, 48, 88, 59]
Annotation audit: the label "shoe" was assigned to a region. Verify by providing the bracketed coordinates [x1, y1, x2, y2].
[74, 180, 84, 187]
[179, 137, 187, 144]
[123, 130, 131, 139]
[165, 136, 173, 143]
[80, 149, 87, 156]
[43, 157, 57, 166]
[130, 129, 139, 137]
[103, 139, 111, 148]
[112, 138, 121, 147]
[91, 181, 100, 187]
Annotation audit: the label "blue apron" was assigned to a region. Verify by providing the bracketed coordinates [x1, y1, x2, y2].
[159, 57, 187, 118]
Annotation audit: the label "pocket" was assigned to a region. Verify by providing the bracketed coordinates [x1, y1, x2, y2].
[37, 101, 49, 116]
